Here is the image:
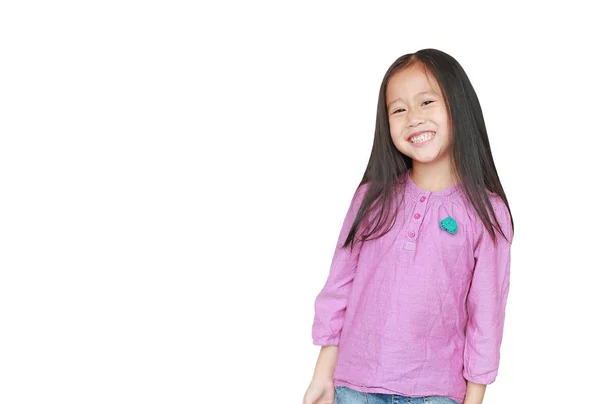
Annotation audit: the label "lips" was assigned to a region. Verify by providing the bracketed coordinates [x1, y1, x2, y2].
[408, 130, 435, 141]
[408, 131, 436, 144]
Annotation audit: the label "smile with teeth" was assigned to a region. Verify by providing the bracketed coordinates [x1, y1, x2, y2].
[409, 131, 436, 144]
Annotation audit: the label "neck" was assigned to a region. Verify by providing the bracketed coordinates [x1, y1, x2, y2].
[410, 159, 459, 192]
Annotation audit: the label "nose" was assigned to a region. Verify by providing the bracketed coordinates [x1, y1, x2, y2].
[407, 111, 424, 127]
[408, 117, 424, 128]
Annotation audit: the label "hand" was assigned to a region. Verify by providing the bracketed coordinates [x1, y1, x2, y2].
[302, 378, 335, 404]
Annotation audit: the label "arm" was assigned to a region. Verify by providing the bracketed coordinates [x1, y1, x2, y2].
[312, 184, 367, 346]
[304, 346, 339, 404]
[464, 381, 486, 404]
[311, 345, 339, 381]
[463, 197, 513, 396]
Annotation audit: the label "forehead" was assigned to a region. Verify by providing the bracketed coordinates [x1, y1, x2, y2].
[386, 66, 440, 101]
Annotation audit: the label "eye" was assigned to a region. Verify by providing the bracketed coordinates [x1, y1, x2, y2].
[392, 101, 434, 114]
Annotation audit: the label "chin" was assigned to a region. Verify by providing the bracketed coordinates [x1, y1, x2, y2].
[410, 151, 450, 165]
[412, 158, 440, 165]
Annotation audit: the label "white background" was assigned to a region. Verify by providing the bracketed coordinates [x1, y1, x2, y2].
[1, 1, 599, 403]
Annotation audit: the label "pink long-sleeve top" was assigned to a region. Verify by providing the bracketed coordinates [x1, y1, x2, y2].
[311, 170, 513, 404]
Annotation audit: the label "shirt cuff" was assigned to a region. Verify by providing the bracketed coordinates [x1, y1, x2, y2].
[312, 336, 340, 346]
[463, 368, 497, 385]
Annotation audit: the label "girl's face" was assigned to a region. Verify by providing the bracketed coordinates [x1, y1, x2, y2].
[386, 65, 452, 168]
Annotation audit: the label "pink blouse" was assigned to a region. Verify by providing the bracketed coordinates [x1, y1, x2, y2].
[311, 170, 513, 404]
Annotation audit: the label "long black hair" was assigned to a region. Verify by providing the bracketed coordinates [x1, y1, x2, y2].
[343, 48, 513, 250]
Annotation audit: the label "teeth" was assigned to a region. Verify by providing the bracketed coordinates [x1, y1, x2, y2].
[409, 131, 435, 144]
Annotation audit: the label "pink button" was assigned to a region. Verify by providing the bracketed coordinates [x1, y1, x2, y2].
[414, 213, 421, 219]
[419, 196, 426, 202]
[408, 230, 415, 238]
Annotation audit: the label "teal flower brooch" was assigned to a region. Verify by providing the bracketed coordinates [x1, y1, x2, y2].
[440, 216, 458, 234]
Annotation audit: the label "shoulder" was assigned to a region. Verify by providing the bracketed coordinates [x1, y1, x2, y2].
[344, 182, 370, 216]
[351, 182, 370, 205]
[487, 191, 511, 221]
[458, 189, 510, 218]
[356, 182, 369, 196]
[457, 189, 513, 243]
[484, 191, 513, 243]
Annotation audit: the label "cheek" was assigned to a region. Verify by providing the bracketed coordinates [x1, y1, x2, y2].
[439, 117, 452, 140]
[435, 110, 451, 132]
[388, 119, 404, 138]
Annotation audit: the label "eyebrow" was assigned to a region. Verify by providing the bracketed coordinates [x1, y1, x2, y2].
[387, 91, 437, 108]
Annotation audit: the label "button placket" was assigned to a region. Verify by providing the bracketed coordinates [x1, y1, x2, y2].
[404, 193, 429, 250]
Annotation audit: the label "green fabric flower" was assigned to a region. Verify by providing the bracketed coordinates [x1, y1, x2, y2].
[440, 216, 458, 234]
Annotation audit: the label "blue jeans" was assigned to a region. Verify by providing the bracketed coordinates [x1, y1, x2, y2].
[334, 386, 460, 404]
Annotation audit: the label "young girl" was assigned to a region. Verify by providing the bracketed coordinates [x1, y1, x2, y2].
[303, 49, 514, 404]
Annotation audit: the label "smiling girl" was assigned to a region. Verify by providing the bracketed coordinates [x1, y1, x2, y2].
[303, 48, 514, 404]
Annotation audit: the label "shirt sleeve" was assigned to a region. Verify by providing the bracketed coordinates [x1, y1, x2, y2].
[463, 196, 513, 384]
[311, 184, 368, 346]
